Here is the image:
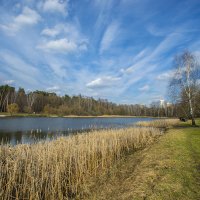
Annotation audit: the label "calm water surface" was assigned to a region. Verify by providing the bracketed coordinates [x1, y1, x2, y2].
[0, 117, 154, 145]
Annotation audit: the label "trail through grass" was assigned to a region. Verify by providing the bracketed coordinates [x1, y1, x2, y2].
[86, 121, 200, 200]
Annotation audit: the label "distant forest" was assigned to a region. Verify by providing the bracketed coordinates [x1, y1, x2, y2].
[1, 84, 199, 118]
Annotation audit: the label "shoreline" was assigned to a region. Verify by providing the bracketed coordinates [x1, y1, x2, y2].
[62, 115, 162, 118]
[0, 113, 165, 118]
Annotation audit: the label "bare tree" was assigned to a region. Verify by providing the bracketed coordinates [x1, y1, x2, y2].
[0, 85, 15, 112]
[27, 92, 36, 110]
[169, 51, 200, 125]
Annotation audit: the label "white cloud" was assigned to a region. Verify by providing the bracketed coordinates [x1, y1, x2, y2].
[156, 70, 174, 80]
[41, 0, 68, 16]
[41, 28, 60, 37]
[37, 38, 77, 53]
[100, 21, 119, 53]
[0, 7, 41, 34]
[86, 76, 121, 89]
[41, 23, 88, 42]
[46, 86, 60, 92]
[139, 85, 150, 91]
[39, 23, 88, 53]
[3, 80, 15, 85]
[15, 7, 41, 25]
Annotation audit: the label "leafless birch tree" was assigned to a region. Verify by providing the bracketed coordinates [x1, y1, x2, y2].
[27, 92, 37, 111]
[169, 51, 200, 125]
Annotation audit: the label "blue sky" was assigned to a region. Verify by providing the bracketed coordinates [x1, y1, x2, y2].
[0, 0, 200, 104]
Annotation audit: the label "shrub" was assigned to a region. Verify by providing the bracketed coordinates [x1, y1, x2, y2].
[7, 103, 19, 115]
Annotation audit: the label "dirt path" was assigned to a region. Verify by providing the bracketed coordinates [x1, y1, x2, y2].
[85, 143, 161, 200]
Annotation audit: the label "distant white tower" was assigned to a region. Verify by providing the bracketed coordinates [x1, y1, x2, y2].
[160, 99, 165, 107]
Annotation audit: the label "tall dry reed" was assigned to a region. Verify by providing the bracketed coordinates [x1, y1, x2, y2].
[0, 127, 161, 200]
[136, 118, 180, 128]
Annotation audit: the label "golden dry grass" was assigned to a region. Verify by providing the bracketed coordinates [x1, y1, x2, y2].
[0, 127, 161, 200]
[136, 118, 180, 128]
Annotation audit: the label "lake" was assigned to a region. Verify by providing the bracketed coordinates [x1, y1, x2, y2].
[0, 117, 154, 145]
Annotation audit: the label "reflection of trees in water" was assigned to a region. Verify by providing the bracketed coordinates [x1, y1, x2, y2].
[0, 132, 12, 144]
[14, 131, 23, 144]
[0, 131, 22, 145]
[30, 130, 63, 140]
[0, 130, 63, 145]
[0, 125, 133, 145]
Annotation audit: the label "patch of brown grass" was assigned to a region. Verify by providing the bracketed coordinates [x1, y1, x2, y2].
[0, 127, 161, 200]
[136, 119, 180, 128]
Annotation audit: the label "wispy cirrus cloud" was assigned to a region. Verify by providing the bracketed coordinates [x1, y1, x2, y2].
[100, 21, 120, 54]
[147, 24, 168, 37]
[139, 85, 150, 91]
[0, 50, 42, 87]
[86, 76, 121, 89]
[122, 31, 184, 74]
[156, 70, 174, 80]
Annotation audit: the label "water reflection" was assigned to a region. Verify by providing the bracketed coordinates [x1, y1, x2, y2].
[0, 117, 153, 145]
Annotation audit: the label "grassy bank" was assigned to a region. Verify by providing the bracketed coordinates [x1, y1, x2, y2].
[85, 119, 200, 200]
[0, 127, 161, 200]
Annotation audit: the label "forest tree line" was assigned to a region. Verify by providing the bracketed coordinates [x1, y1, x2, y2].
[0, 84, 177, 117]
[0, 83, 199, 118]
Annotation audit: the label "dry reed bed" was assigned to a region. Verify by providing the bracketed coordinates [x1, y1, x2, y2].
[0, 127, 161, 200]
[136, 118, 180, 128]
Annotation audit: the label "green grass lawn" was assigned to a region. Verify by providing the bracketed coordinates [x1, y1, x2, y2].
[85, 120, 200, 200]
[147, 126, 200, 200]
